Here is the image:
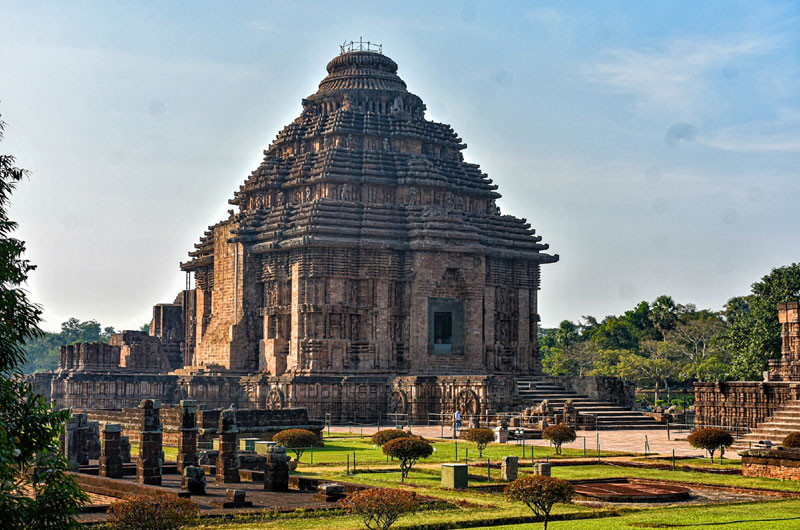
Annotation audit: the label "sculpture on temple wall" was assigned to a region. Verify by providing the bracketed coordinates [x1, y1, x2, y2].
[382, 138, 390, 151]
[444, 192, 454, 210]
[407, 187, 418, 205]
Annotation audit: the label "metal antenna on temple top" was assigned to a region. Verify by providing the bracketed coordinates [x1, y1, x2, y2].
[339, 38, 383, 55]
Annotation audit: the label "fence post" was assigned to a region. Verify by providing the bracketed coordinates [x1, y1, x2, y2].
[466, 448, 469, 465]
[360, 424, 363, 438]
[583, 437, 586, 457]
[353, 451, 357, 475]
[455, 440, 458, 461]
[487, 458, 490, 482]
[310, 445, 314, 465]
[672, 448, 676, 471]
[596, 433, 600, 464]
[347, 453, 350, 475]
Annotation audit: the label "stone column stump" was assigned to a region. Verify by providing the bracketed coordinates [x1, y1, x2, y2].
[99, 423, 124, 478]
[177, 400, 199, 473]
[264, 445, 290, 492]
[136, 399, 163, 485]
[216, 406, 240, 484]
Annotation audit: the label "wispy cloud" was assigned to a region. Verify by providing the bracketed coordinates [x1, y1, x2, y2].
[585, 35, 783, 113]
[701, 108, 800, 153]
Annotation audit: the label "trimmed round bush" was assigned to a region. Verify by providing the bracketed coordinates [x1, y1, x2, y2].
[505, 475, 574, 530]
[463, 428, 495, 457]
[371, 429, 408, 447]
[542, 425, 576, 455]
[339, 488, 418, 530]
[783, 432, 800, 448]
[273, 428, 319, 460]
[382, 437, 433, 482]
[687, 428, 733, 461]
[107, 494, 198, 530]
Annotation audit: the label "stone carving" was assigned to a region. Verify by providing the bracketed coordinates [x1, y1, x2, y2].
[391, 96, 404, 114]
[445, 192, 454, 210]
[457, 389, 479, 416]
[216, 406, 240, 484]
[266, 387, 284, 410]
[382, 138, 390, 151]
[345, 134, 354, 149]
[388, 390, 408, 415]
[408, 187, 418, 205]
[455, 196, 464, 211]
[305, 186, 312, 202]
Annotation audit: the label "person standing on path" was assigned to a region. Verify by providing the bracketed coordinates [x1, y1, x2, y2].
[453, 410, 462, 436]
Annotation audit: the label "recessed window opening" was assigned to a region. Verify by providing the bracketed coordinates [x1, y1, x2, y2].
[434, 312, 453, 346]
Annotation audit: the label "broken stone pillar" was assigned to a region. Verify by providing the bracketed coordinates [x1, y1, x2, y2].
[182, 465, 207, 495]
[73, 413, 91, 466]
[263, 445, 290, 492]
[216, 406, 239, 483]
[99, 423, 124, 478]
[63, 414, 80, 470]
[501, 456, 518, 481]
[177, 400, 199, 473]
[87, 421, 101, 460]
[136, 399, 163, 485]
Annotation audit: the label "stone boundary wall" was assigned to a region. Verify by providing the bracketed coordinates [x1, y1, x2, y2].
[694, 381, 800, 429]
[742, 448, 800, 480]
[544, 376, 635, 409]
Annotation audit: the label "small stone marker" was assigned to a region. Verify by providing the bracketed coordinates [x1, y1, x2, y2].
[534, 462, 551, 477]
[501, 456, 518, 481]
[313, 482, 346, 502]
[218, 488, 252, 508]
[441, 463, 469, 489]
[494, 426, 508, 443]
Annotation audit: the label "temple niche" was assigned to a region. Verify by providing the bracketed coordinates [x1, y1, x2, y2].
[32, 45, 558, 421]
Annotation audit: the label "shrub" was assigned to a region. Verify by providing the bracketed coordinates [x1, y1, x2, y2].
[382, 437, 433, 482]
[784, 432, 800, 449]
[338, 488, 418, 530]
[463, 428, 494, 457]
[542, 425, 576, 455]
[687, 428, 733, 461]
[505, 475, 574, 530]
[371, 429, 408, 447]
[273, 428, 318, 460]
[106, 494, 198, 530]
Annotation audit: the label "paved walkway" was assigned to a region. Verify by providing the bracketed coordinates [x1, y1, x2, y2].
[327, 425, 740, 458]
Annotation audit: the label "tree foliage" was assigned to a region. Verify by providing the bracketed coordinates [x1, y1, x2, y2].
[687, 428, 733, 461]
[505, 475, 575, 530]
[0, 114, 88, 528]
[22, 317, 116, 373]
[106, 494, 198, 530]
[783, 432, 800, 449]
[338, 488, 418, 530]
[273, 428, 318, 460]
[541, 425, 576, 455]
[371, 429, 408, 447]
[463, 427, 494, 457]
[381, 437, 433, 481]
[724, 264, 800, 380]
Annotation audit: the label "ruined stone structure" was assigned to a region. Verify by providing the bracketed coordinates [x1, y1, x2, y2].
[31, 45, 560, 422]
[696, 302, 800, 443]
[136, 399, 163, 485]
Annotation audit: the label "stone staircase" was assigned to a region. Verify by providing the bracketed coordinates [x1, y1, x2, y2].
[733, 400, 800, 451]
[516, 377, 665, 430]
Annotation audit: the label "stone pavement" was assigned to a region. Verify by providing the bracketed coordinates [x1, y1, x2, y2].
[327, 425, 746, 458]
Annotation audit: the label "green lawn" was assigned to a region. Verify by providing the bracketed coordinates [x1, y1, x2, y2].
[296, 436, 629, 467]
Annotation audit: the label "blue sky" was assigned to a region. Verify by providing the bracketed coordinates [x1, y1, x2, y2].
[1, 1, 799, 330]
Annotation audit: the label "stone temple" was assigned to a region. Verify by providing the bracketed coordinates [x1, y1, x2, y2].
[32, 45, 566, 422]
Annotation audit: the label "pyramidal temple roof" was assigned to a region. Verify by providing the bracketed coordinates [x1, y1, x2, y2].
[182, 48, 557, 270]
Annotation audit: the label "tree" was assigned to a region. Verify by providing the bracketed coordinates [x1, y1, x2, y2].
[614, 341, 680, 403]
[724, 264, 800, 380]
[649, 295, 679, 341]
[339, 488, 418, 530]
[273, 428, 318, 461]
[783, 432, 800, 449]
[541, 425, 576, 455]
[463, 428, 494, 457]
[687, 428, 733, 462]
[0, 114, 88, 527]
[505, 475, 574, 530]
[382, 437, 433, 482]
[371, 429, 408, 447]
